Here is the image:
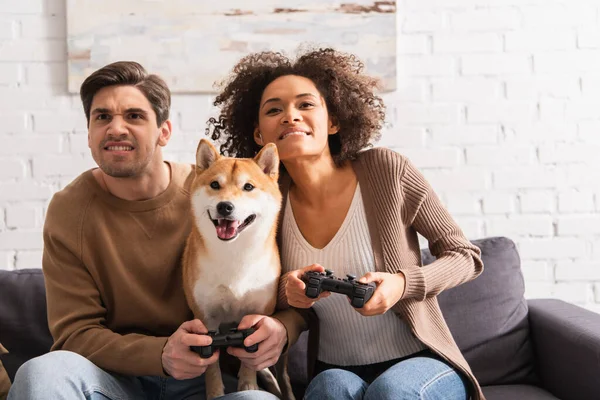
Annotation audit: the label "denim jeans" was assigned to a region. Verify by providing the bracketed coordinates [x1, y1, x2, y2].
[304, 353, 468, 400]
[8, 350, 279, 400]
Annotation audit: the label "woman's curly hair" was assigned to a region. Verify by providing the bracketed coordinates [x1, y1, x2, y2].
[207, 47, 386, 166]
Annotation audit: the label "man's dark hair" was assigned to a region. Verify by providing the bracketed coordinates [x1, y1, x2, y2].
[207, 48, 386, 166]
[80, 61, 171, 126]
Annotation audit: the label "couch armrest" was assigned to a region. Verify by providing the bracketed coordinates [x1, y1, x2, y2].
[528, 299, 600, 400]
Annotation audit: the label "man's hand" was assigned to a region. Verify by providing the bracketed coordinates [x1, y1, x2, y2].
[286, 264, 331, 308]
[355, 272, 406, 317]
[227, 315, 287, 371]
[162, 319, 219, 380]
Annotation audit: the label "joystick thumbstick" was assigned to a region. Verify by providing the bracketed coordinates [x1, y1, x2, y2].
[347, 274, 356, 281]
[325, 269, 334, 276]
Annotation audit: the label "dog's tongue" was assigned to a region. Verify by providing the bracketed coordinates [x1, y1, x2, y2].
[216, 219, 240, 240]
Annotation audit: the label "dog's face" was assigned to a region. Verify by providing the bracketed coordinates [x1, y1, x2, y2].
[190, 139, 282, 243]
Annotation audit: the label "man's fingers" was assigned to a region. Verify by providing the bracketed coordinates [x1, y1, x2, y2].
[229, 327, 277, 359]
[254, 352, 281, 370]
[243, 350, 281, 371]
[169, 344, 219, 376]
[180, 332, 212, 347]
[238, 314, 264, 331]
[243, 327, 268, 348]
[228, 345, 263, 360]
[229, 345, 278, 365]
[180, 319, 208, 334]
[228, 317, 287, 371]
[191, 349, 220, 366]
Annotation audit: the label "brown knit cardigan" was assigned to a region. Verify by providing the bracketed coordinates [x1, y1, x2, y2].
[272, 147, 486, 400]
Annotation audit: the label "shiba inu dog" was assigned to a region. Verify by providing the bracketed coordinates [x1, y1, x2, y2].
[182, 138, 284, 399]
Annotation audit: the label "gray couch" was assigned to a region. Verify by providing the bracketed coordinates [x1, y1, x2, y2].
[1, 237, 599, 399]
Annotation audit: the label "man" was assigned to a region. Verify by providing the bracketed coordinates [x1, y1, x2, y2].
[8, 61, 295, 399]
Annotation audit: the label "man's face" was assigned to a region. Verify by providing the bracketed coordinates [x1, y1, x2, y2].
[88, 85, 171, 178]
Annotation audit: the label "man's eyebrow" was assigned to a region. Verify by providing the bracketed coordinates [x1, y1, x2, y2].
[90, 108, 149, 115]
[261, 93, 318, 109]
[125, 108, 149, 114]
[91, 108, 111, 115]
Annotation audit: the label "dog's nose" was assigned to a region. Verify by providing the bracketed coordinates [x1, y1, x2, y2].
[217, 201, 234, 217]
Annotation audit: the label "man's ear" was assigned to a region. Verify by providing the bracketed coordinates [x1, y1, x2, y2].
[254, 143, 279, 180]
[253, 127, 263, 146]
[196, 138, 220, 172]
[158, 120, 172, 147]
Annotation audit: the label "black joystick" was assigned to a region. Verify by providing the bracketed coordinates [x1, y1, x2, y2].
[190, 327, 258, 358]
[301, 270, 376, 308]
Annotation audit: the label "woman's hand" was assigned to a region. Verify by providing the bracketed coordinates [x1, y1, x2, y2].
[285, 264, 331, 308]
[354, 272, 406, 317]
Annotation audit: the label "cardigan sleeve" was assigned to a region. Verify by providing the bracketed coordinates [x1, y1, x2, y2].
[398, 158, 484, 301]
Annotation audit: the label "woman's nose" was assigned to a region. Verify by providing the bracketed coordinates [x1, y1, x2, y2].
[282, 107, 302, 124]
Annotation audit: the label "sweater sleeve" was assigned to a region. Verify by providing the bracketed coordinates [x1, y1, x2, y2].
[43, 196, 169, 377]
[398, 158, 484, 301]
[276, 271, 292, 310]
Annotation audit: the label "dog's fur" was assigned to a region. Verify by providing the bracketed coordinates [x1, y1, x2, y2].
[182, 138, 284, 399]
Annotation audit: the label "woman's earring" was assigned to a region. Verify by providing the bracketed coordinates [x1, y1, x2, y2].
[257, 133, 263, 144]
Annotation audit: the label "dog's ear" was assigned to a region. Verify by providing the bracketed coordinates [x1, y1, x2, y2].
[254, 143, 279, 180]
[196, 138, 220, 172]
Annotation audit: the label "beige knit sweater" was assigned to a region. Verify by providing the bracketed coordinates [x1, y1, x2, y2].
[42, 162, 196, 376]
[272, 147, 486, 400]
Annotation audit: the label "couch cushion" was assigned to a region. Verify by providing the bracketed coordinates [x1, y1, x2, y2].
[482, 384, 559, 400]
[430, 237, 537, 386]
[288, 331, 309, 385]
[0, 269, 53, 381]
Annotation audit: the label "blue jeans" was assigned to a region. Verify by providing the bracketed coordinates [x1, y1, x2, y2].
[304, 354, 468, 400]
[8, 350, 279, 400]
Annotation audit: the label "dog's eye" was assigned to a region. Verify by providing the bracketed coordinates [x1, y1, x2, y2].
[243, 183, 254, 191]
[210, 181, 220, 190]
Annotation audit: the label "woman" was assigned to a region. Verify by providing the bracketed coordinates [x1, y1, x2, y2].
[207, 48, 485, 400]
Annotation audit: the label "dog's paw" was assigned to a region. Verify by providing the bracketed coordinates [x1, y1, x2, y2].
[238, 380, 260, 392]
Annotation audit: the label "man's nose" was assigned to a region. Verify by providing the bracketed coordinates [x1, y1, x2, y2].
[106, 115, 127, 134]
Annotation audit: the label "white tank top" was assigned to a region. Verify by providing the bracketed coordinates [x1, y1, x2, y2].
[280, 184, 426, 365]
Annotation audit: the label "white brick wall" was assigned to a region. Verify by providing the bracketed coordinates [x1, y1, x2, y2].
[391, 0, 600, 313]
[1, 0, 599, 313]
